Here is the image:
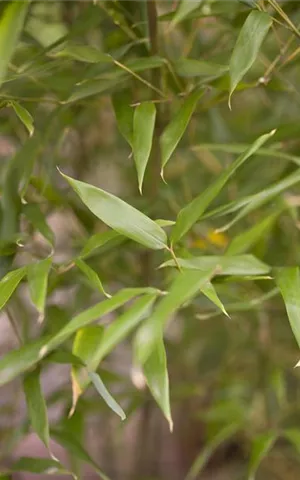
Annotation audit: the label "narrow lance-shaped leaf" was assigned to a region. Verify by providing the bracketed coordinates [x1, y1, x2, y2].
[23, 204, 55, 249]
[0, 2, 29, 88]
[142, 333, 173, 431]
[276, 268, 300, 348]
[229, 10, 272, 107]
[59, 171, 167, 250]
[23, 368, 50, 450]
[248, 432, 276, 480]
[9, 101, 34, 136]
[170, 0, 204, 28]
[75, 258, 111, 298]
[133, 102, 156, 193]
[112, 89, 134, 146]
[200, 282, 229, 317]
[135, 268, 216, 365]
[54, 45, 112, 63]
[89, 372, 126, 421]
[71, 325, 104, 415]
[0, 267, 26, 311]
[171, 130, 275, 244]
[10, 457, 72, 477]
[79, 230, 120, 260]
[160, 89, 204, 176]
[27, 258, 52, 321]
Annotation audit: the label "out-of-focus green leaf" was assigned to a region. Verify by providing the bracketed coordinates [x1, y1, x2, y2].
[143, 334, 172, 431]
[248, 432, 276, 480]
[75, 258, 111, 298]
[0, 267, 26, 310]
[173, 58, 228, 78]
[171, 130, 275, 244]
[9, 457, 70, 476]
[135, 268, 216, 364]
[276, 268, 300, 349]
[27, 258, 52, 320]
[171, 0, 204, 27]
[60, 171, 167, 250]
[160, 89, 204, 176]
[89, 371, 126, 421]
[23, 368, 49, 449]
[112, 89, 134, 146]
[285, 429, 300, 454]
[79, 230, 120, 259]
[200, 282, 229, 317]
[9, 101, 34, 136]
[71, 325, 104, 413]
[229, 10, 272, 106]
[54, 45, 112, 63]
[51, 429, 110, 480]
[0, 1, 29, 88]
[160, 254, 270, 276]
[186, 423, 241, 479]
[133, 102, 156, 193]
[23, 204, 55, 248]
[45, 350, 85, 367]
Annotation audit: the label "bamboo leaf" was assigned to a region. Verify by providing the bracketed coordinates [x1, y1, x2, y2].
[23, 204, 55, 248]
[0, 267, 26, 311]
[54, 45, 112, 63]
[89, 371, 126, 421]
[171, 130, 275, 244]
[173, 58, 228, 78]
[112, 89, 134, 146]
[133, 102, 156, 193]
[10, 457, 71, 476]
[27, 258, 52, 320]
[200, 282, 229, 317]
[248, 432, 276, 480]
[229, 10, 272, 107]
[60, 171, 167, 250]
[75, 258, 111, 298]
[276, 268, 300, 349]
[79, 230, 120, 260]
[160, 89, 204, 176]
[171, 0, 204, 27]
[9, 101, 34, 136]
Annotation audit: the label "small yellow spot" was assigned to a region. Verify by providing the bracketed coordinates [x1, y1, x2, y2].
[207, 229, 229, 248]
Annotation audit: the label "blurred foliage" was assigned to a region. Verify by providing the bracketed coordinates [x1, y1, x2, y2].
[1, 1, 300, 479]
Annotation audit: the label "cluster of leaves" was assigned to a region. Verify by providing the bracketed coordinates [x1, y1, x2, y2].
[1, 0, 300, 479]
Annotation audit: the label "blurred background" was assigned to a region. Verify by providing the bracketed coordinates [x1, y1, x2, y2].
[2, 1, 300, 479]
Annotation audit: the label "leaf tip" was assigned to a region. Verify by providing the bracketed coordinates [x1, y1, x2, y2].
[160, 169, 167, 184]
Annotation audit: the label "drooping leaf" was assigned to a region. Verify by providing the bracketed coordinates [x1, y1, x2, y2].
[10, 457, 70, 476]
[0, 288, 159, 386]
[89, 371, 126, 421]
[112, 89, 134, 146]
[51, 429, 110, 480]
[143, 334, 172, 431]
[27, 258, 52, 320]
[229, 10, 272, 106]
[0, 267, 26, 310]
[79, 230, 120, 260]
[248, 432, 276, 480]
[186, 423, 241, 479]
[200, 282, 229, 317]
[135, 268, 216, 365]
[132, 102, 156, 193]
[9, 101, 34, 136]
[60, 171, 167, 250]
[75, 258, 111, 298]
[276, 268, 300, 349]
[171, 130, 275, 244]
[23, 204, 55, 248]
[0, 1, 29, 88]
[23, 368, 50, 449]
[160, 89, 204, 175]
[160, 254, 270, 276]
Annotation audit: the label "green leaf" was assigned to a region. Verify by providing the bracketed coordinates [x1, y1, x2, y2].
[54, 45, 112, 63]
[160, 89, 204, 176]
[0, 288, 159, 386]
[173, 58, 228, 78]
[71, 325, 104, 412]
[186, 423, 241, 480]
[45, 350, 85, 367]
[160, 254, 270, 276]
[51, 429, 110, 480]
[75, 258, 111, 298]
[89, 371, 126, 421]
[23, 368, 50, 449]
[0, 267, 26, 310]
[229, 10, 272, 106]
[143, 334, 172, 431]
[0, 1, 29, 88]
[79, 230, 120, 260]
[27, 258, 52, 320]
[10, 457, 70, 476]
[284, 429, 300, 454]
[135, 268, 216, 365]
[23, 204, 55, 248]
[133, 102, 156, 193]
[9, 101, 34, 136]
[200, 282, 229, 317]
[276, 268, 300, 349]
[112, 89, 134, 146]
[171, 130, 275, 244]
[171, 0, 204, 27]
[60, 171, 167, 250]
[248, 432, 276, 480]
